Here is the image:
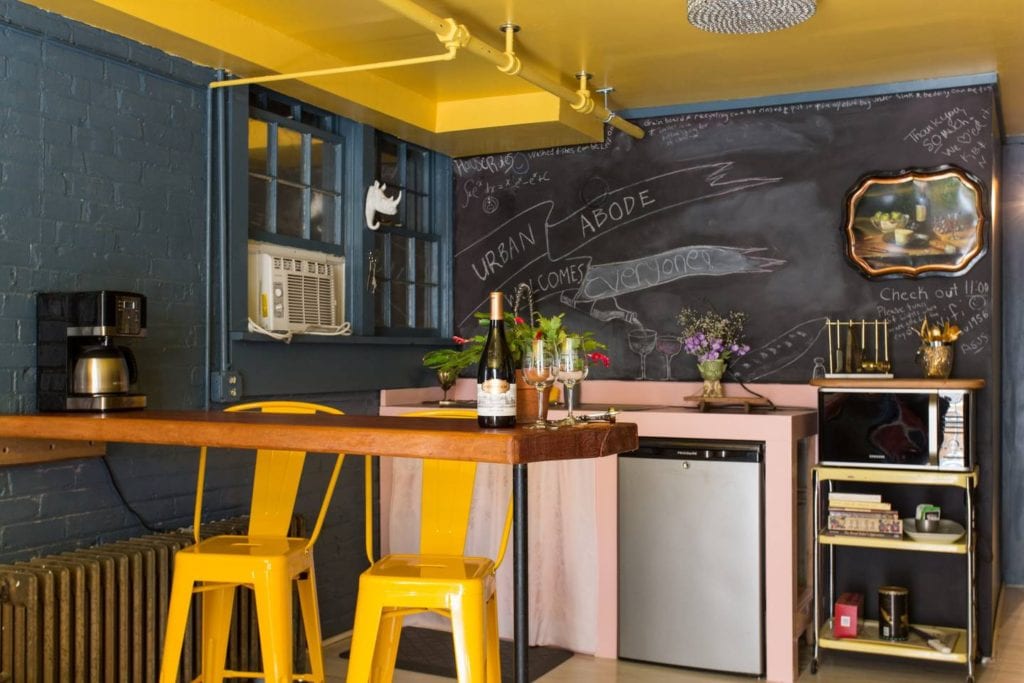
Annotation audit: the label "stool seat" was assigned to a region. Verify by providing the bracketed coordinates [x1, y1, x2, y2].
[368, 554, 496, 581]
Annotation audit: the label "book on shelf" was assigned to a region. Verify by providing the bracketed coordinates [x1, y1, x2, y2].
[827, 513, 903, 537]
[824, 528, 903, 540]
[828, 500, 892, 512]
[828, 508, 899, 520]
[828, 491, 883, 503]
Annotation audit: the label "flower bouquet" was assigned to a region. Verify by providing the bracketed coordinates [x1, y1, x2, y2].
[677, 307, 749, 397]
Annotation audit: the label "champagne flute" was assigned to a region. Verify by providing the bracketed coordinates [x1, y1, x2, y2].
[521, 340, 557, 429]
[656, 334, 683, 380]
[555, 342, 589, 426]
[627, 328, 658, 380]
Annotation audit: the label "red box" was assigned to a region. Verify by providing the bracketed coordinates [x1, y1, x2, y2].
[833, 592, 863, 638]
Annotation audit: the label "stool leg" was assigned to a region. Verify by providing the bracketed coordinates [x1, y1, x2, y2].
[296, 564, 325, 682]
[252, 574, 294, 683]
[201, 584, 237, 683]
[485, 592, 501, 683]
[346, 588, 385, 683]
[450, 593, 487, 683]
[159, 566, 195, 683]
[370, 610, 404, 682]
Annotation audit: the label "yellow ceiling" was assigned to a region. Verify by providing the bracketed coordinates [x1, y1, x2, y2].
[23, 0, 1024, 156]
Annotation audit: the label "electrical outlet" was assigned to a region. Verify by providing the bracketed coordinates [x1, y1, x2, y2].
[210, 371, 243, 403]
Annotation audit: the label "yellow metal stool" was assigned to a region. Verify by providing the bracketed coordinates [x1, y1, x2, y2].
[345, 409, 513, 683]
[159, 401, 347, 683]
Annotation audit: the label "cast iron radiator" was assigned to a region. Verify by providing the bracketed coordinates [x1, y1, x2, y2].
[0, 516, 307, 682]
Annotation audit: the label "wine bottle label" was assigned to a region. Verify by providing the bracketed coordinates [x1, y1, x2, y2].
[477, 381, 516, 416]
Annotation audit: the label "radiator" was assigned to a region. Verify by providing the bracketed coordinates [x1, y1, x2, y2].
[0, 517, 306, 683]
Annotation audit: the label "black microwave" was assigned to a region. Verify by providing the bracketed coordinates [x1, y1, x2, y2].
[818, 388, 972, 471]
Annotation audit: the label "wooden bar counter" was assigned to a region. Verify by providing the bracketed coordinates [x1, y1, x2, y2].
[0, 409, 638, 683]
[0, 410, 637, 463]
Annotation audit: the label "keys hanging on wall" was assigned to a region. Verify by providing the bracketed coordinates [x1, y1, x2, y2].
[367, 251, 378, 294]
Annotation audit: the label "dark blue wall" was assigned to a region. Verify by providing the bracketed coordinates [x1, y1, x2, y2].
[0, 0, 370, 636]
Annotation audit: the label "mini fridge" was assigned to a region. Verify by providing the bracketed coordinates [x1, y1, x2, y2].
[618, 438, 764, 675]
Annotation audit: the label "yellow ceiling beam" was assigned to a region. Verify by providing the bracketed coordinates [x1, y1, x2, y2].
[22, 0, 628, 154]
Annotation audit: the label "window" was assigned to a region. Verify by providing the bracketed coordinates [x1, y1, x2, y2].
[239, 87, 449, 339]
[372, 132, 441, 334]
[248, 90, 345, 249]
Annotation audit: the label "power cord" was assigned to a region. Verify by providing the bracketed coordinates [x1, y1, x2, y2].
[726, 368, 777, 410]
[247, 317, 352, 343]
[100, 455, 160, 533]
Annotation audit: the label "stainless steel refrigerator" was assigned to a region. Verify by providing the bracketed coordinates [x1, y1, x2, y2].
[618, 439, 764, 675]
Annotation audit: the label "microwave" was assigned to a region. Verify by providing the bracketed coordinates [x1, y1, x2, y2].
[817, 388, 972, 471]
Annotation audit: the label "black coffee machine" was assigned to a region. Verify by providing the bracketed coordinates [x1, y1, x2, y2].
[37, 291, 147, 411]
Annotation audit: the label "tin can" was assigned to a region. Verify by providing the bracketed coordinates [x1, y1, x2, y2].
[878, 586, 909, 640]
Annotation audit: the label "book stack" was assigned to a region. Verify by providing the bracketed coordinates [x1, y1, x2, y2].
[827, 492, 902, 539]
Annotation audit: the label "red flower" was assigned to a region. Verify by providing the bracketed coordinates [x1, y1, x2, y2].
[452, 335, 469, 345]
[588, 352, 611, 368]
[514, 316, 525, 325]
[534, 329, 543, 340]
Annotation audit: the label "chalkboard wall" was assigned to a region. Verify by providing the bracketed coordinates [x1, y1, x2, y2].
[453, 86, 996, 385]
[452, 84, 1001, 653]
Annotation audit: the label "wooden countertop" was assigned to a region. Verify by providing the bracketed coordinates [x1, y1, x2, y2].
[0, 411, 638, 465]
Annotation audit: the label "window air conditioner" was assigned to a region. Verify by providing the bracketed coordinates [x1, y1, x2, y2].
[247, 241, 346, 334]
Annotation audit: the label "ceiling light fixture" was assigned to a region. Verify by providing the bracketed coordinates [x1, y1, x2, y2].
[687, 0, 816, 34]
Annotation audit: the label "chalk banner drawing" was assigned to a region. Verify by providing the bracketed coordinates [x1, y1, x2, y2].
[456, 161, 783, 328]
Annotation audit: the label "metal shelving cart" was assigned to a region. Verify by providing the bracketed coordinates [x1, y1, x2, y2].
[811, 466, 978, 683]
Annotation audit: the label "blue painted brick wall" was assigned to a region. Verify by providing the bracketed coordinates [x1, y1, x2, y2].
[0, 0, 371, 638]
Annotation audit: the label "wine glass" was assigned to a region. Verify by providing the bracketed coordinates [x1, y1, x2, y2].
[555, 343, 589, 426]
[627, 328, 658, 380]
[656, 334, 683, 380]
[436, 368, 458, 405]
[521, 341, 557, 429]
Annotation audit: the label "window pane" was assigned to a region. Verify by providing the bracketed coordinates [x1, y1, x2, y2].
[390, 235, 409, 283]
[248, 175, 270, 235]
[277, 127, 304, 184]
[311, 139, 341, 191]
[310, 191, 338, 244]
[416, 284, 436, 328]
[374, 235, 388, 328]
[415, 239, 435, 284]
[277, 184, 305, 238]
[391, 281, 410, 328]
[377, 136, 399, 185]
[405, 147, 427, 192]
[248, 119, 269, 175]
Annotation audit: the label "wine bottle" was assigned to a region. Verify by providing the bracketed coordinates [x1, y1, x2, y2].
[477, 291, 516, 428]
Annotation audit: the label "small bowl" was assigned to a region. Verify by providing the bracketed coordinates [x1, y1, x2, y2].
[871, 213, 910, 232]
[915, 518, 941, 533]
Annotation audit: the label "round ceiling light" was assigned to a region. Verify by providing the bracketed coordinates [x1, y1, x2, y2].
[687, 0, 816, 34]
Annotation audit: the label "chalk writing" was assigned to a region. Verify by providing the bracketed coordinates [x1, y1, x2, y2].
[455, 161, 782, 327]
[452, 152, 531, 178]
[903, 105, 992, 168]
[874, 278, 991, 355]
[578, 246, 783, 301]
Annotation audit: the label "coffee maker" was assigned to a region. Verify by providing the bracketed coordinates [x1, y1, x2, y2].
[37, 291, 147, 411]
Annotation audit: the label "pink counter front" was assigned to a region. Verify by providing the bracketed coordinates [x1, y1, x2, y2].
[381, 380, 818, 683]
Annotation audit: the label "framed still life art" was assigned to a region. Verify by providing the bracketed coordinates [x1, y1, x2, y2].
[841, 165, 987, 278]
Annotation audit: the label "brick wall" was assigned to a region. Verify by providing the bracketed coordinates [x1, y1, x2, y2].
[0, 0, 369, 636]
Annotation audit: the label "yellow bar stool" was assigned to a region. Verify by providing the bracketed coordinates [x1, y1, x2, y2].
[346, 409, 513, 683]
[159, 401, 347, 683]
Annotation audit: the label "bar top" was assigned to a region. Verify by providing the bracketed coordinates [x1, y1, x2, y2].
[0, 410, 638, 465]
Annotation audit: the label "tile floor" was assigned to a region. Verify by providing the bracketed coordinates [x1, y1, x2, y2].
[326, 587, 1024, 682]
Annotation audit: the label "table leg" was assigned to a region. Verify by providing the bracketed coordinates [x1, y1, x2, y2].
[513, 463, 529, 683]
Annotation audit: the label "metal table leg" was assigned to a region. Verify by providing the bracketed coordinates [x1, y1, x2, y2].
[513, 463, 529, 683]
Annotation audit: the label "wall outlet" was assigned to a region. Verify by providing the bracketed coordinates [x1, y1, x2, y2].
[210, 371, 243, 403]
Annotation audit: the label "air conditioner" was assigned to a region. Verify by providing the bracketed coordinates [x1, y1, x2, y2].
[247, 241, 346, 334]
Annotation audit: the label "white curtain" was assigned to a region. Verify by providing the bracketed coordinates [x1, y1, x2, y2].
[384, 457, 598, 653]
